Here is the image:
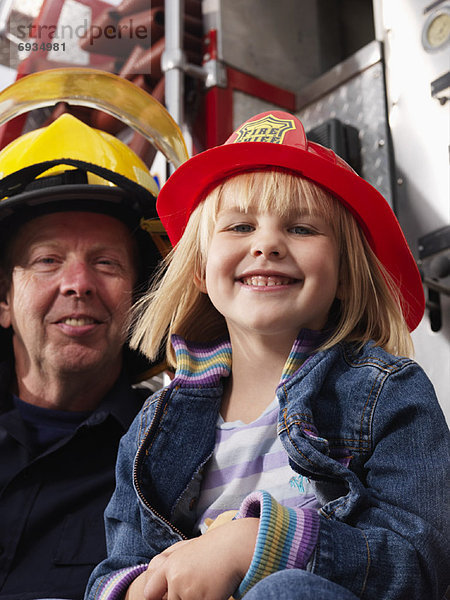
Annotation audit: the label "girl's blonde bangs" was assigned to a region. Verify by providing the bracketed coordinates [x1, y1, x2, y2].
[208, 170, 338, 221]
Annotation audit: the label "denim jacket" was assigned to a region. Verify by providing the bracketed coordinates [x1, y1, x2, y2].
[86, 335, 449, 600]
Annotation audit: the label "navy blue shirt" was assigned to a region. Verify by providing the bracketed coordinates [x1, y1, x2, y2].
[0, 363, 148, 600]
[13, 396, 92, 450]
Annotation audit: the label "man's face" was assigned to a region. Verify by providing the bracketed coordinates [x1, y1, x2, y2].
[0, 211, 137, 382]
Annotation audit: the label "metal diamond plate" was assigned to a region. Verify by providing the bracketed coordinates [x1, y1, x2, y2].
[296, 61, 394, 207]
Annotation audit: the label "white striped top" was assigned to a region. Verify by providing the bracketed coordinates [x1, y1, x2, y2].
[195, 398, 319, 533]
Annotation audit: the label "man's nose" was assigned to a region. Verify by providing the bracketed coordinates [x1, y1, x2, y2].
[60, 261, 95, 298]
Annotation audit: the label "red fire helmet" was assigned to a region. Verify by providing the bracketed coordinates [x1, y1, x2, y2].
[157, 110, 424, 331]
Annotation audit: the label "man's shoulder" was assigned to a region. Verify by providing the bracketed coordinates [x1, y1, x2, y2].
[98, 372, 164, 431]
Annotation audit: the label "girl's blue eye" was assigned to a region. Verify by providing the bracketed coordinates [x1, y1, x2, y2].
[231, 224, 253, 232]
[289, 226, 313, 235]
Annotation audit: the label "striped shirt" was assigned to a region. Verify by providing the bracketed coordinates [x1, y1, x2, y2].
[196, 398, 319, 533]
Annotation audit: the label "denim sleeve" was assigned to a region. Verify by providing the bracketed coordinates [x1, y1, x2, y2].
[84, 391, 182, 600]
[310, 362, 449, 600]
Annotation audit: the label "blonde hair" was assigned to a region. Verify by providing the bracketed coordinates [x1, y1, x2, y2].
[131, 170, 413, 366]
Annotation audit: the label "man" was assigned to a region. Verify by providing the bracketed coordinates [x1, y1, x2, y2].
[0, 113, 169, 600]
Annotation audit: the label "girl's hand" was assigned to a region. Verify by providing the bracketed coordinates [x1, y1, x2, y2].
[139, 517, 258, 600]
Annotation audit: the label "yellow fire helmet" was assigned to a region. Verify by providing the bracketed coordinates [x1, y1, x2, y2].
[0, 110, 160, 191]
[0, 111, 165, 283]
[0, 110, 162, 219]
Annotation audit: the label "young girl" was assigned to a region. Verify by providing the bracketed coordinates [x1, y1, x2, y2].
[86, 111, 449, 600]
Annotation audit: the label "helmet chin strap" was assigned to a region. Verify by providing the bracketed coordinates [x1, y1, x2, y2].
[0, 158, 155, 204]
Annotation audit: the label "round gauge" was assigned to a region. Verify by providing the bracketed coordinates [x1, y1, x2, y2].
[422, 7, 450, 52]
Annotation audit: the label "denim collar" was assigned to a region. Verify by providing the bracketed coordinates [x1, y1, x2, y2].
[170, 329, 327, 389]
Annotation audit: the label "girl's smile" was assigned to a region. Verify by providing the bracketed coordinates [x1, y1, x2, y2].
[198, 203, 341, 345]
[237, 271, 300, 288]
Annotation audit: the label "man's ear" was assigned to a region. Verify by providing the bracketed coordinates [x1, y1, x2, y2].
[193, 271, 208, 294]
[0, 274, 11, 329]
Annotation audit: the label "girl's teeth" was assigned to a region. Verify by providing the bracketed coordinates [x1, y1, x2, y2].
[243, 276, 290, 286]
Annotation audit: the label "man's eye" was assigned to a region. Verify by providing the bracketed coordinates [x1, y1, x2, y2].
[95, 258, 124, 273]
[34, 256, 58, 265]
[27, 256, 60, 271]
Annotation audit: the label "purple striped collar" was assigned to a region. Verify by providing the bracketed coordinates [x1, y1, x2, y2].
[171, 329, 326, 388]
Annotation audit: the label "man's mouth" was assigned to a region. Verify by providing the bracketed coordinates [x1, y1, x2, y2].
[240, 275, 297, 287]
[59, 317, 98, 326]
